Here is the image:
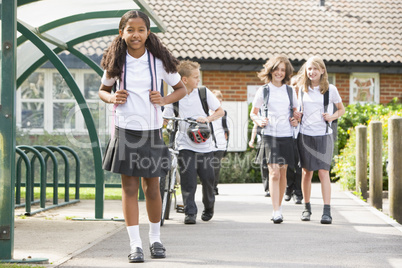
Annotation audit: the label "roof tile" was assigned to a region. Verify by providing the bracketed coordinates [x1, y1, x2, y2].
[74, 0, 402, 64]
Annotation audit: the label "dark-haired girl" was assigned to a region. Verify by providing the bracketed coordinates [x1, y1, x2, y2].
[99, 10, 186, 263]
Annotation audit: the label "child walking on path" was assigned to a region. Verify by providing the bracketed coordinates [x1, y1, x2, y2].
[211, 90, 229, 195]
[163, 60, 224, 225]
[250, 55, 299, 223]
[294, 56, 345, 224]
[98, 10, 186, 263]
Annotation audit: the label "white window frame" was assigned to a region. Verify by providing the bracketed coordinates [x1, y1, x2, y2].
[349, 73, 380, 104]
[17, 68, 107, 135]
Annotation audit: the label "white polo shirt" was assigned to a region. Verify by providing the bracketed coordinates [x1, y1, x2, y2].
[163, 87, 221, 153]
[101, 49, 181, 131]
[252, 82, 299, 137]
[299, 84, 342, 136]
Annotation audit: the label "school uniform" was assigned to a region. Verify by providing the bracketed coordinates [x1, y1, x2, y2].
[163, 87, 221, 216]
[101, 49, 181, 178]
[297, 84, 342, 171]
[252, 82, 299, 168]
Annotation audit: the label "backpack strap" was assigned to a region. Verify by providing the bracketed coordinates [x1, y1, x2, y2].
[286, 85, 294, 118]
[111, 61, 127, 138]
[323, 89, 330, 134]
[221, 110, 229, 149]
[198, 86, 209, 115]
[198, 86, 217, 148]
[263, 84, 270, 118]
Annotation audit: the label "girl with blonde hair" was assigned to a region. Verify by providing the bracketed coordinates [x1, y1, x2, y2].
[294, 56, 345, 224]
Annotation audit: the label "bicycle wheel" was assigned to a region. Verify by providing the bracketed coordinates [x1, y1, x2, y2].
[160, 172, 172, 226]
[163, 170, 175, 220]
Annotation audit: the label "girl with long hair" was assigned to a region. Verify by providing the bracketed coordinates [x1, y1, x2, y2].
[98, 10, 186, 263]
[294, 56, 345, 224]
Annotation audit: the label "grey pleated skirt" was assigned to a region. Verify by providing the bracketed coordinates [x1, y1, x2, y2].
[256, 135, 296, 169]
[297, 133, 334, 171]
[102, 127, 171, 178]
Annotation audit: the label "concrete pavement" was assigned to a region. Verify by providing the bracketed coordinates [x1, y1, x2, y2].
[12, 183, 402, 267]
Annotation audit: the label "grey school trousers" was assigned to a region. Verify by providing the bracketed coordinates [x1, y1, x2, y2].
[178, 150, 215, 215]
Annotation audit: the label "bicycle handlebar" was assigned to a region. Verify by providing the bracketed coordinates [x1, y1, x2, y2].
[163, 116, 198, 124]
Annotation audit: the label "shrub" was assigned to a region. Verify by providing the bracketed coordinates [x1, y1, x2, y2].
[334, 106, 402, 191]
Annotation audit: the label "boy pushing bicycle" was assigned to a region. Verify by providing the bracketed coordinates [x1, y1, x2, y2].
[163, 60, 224, 224]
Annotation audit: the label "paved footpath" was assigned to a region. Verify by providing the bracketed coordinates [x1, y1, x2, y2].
[54, 183, 402, 268]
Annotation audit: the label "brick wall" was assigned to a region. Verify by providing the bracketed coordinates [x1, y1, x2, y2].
[202, 70, 261, 101]
[202, 70, 402, 104]
[335, 73, 350, 104]
[380, 74, 402, 104]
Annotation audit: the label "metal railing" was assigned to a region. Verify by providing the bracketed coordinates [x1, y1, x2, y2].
[15, 145, 80, 216]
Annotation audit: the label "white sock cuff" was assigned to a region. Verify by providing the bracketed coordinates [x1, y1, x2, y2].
[127, 225, 142, 249]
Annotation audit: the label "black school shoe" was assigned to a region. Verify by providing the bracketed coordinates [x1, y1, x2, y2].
[184, 214, 196, 224]
[150, 242, 166, 259]
[128, 247, 144, 263]
[201, 209, 214, 221]
[321, 214, 332, 224]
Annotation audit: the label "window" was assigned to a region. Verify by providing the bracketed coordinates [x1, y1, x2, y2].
[19, 72, 45, 128]
[349, 73, 380, 104]
[17, 69, 107, 134]
[328, 73, 336, 86]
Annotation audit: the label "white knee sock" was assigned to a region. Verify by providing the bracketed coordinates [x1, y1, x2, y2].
[149, 221, 162, 245]
[127, 225, 142, 250]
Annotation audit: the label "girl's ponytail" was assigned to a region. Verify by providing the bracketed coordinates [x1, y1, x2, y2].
[146, 32, 179, 73]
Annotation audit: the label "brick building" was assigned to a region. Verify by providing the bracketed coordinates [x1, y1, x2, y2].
[18, 0, 402, 151]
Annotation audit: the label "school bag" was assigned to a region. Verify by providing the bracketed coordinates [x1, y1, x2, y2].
[173, 86, 217, 147]
[221, 110, 230, 151]
[262, 84, 294, 121]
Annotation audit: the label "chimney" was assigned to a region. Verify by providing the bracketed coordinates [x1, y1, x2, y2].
[320, 0, 325, 6]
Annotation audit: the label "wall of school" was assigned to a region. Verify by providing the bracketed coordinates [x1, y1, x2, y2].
[202, 70, 402, 105]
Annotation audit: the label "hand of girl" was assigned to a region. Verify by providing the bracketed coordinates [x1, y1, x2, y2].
[248, 140, 255, 148]
[293, 111, 303, 121]
[322, 113, 332, 122]
[257, 117, 268, 128]
[149, 90, 165, 106]
[289, 117, 298, 127]
[114, 89, 128, 104]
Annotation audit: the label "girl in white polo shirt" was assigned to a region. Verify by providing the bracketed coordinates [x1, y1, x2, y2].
[250, 55, 299, 224]
[98, 11, 186, 263]
[294, 56, 345, 224]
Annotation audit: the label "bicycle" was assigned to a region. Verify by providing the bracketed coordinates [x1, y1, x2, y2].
[160, 116, 199, 225]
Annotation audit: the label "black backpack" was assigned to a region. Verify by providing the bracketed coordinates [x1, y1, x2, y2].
[262, 84, 294, 120]
[173, 86, 217, 147]
[221, 110, 230, 149]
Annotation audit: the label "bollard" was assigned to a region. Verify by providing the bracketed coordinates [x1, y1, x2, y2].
[356, 126, 368, 199]
[388, 116, 402, 223]
[369, 121, 382, 209]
